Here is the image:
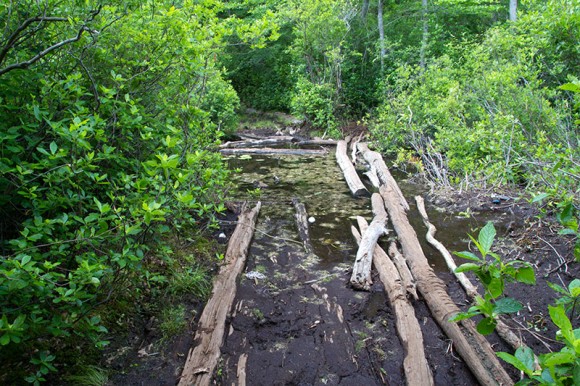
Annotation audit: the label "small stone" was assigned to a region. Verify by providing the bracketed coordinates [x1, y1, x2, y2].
[308, 217, 315, 223]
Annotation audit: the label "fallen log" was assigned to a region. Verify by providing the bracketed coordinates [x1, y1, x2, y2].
[350, 193, 388, 290]
[178, 202, 261, 386]
[220, 147, 327, 156]
[414, 195, 534, 357]
[220, 137, 338, 149]
[387, 242, 418, 301]
[237, 353, 248, 386]
[352, 221, 433, 386]
[292, 198, 315, 256]
[357, 143, 409, 210]
[336, 139, 368, 197]
[380, 185, 514, 385]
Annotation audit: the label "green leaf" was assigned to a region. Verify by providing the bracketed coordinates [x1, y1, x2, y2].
[497, 352, 532, 376]
[531, 192, 550, 203]
[559, 82, 580, 92]
[515, 266, 536, 285]
[494, 297, 522, 314]
[478, 222, 496, 256]
[514, 346, 536, 373]
[454, 251, 482, 262]
[49, 142, 58, 155]
[549, 305, 573, 342]
[0, 334, 10, 345]
[540, 351, 575, 368]
[568, 279, 580, 297]
[476, 317, 497, 335]
[547, 282, 568, 295]
[449, 311, 480, 322]
[455, 263, 481, 273]
[487, 278, 504, 298]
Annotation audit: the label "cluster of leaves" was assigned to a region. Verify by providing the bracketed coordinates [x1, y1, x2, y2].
[451, 222, 536, 334]
[0, 0, 275, 383]
[453, 223, 579, 385]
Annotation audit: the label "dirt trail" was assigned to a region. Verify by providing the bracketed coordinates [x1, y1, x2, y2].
[215, 145, 479, 385]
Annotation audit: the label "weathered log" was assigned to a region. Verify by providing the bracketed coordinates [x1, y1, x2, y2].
[237, 353, 248, 386]
[357, 143, 409, 210]
[414, 195, 534, 356]
[350, 193, 388, 290]
[388, 242, 418, 301]
[220, 147, 327, 156]
[220, 137, 337, 149]
[292, 198, 315, 256]
[352, 222, 433, 386]
[380, 185, 514, 386]
[178, 202, 261, 386]
[336, 140, 368, 197]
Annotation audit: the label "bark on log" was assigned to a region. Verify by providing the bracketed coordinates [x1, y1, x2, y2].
[336, 140, 368, 197]
[357, 143, 409, 210]
[352, 222, 433, 386]
[350, 193, 388, 290]
[292, 198, 315, 256]
[220, 147, 327, 156]
[414, 196, 533, 355]
[380, 185, 513, 385]
[388, 242, 418, 301]
[178, 202, 261, 386]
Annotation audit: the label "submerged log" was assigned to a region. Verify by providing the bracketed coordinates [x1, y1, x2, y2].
[387, 242, 418, 301]
[357, 143, 409, 210]
[414, 196, 535, 356]
[350, 193, 388, 290]
[353, 222, 433, 386]
[220, 147, 327, 156]
[336, 139, 368, 197]
[292, 198, 315, 256]
[178, 202, 261, 386]
[380, 185, 513, 386]
[220, 137, 337, 149]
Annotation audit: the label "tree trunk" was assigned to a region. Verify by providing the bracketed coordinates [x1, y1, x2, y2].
[380, 185, 514, 386]
[378, 0, 386, 72]
[178, 202, 261, 386]
[361, 0, 370, 20]
[420, 0, 428, 71]
[350, 193, 389, 290]
[509, 0, 517, 21]
[352, 222, 434, 386]
[336, 139, 369, 197]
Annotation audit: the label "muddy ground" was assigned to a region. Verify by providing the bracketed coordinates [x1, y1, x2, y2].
[107, 122, 578, 385]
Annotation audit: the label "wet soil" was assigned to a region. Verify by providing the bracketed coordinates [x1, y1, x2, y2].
[108, 126, 577, 385]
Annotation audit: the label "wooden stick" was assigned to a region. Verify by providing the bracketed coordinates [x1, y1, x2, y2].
[380, 185, 513, 386]
[292, 198, 315, 256]
[350, 193, 388, 290]
[336, 139, 368, 197]
[352, 221, 433, 386]
[388, 242, 418, 301]
[414, 195, 536, 357]
[178, 202, 261, 386]
[237, 353, 248, 386]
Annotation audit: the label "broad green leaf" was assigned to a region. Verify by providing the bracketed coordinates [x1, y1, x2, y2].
[549, 305, 573, 342]
[476, 317, 497, 335]
[559, 83, 580, 92]
[547, 282, 568, 295]
[449, 311, 479, 322]
[49, 142, 58, 155]
[514, 346, 536, 372]
[487, 278, 504, 298]
[497, 352, 532, 376]
[494, 297, 522, 314]
[540, 351, 575, 367]
[454, 251, 482, 262]
[478, 222, 496, 256]
[569, 279, 580, 297]
[455, 263, 480, 273]
[515, 266, 536, 285]
[531, 192, 550, 203]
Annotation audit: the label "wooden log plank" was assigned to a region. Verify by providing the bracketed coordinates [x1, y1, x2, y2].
[357, 143, 409, 210]
[380, 185, 513, 386]
[220, 137, 338, 149]
[388, 242, 418, 301]
[292, 197, 315, 256]
[336, 139, 368, 197]
[352, 221, 433, 386]
[178, 202, 261, 386]
[350, 193, 388, 290]
[414, 196, 535, 357]
[220, 147, 327, 156]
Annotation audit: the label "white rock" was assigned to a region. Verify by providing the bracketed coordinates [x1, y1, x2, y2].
[308, 217, 315, 223]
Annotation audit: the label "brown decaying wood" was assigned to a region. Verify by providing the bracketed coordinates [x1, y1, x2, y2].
[414, 196, 534, 356]
[350, 193, 388, 290]
[178, 202, 261, 386]
[380, 185, 514, 386]
[387, 242, 418, 301]
[220, 147, 327, 156]
[292, 198, 315, 256]
[336, 140, 368, 197]
[353, 221, 434, 386]
[357, 143, 409, 210]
